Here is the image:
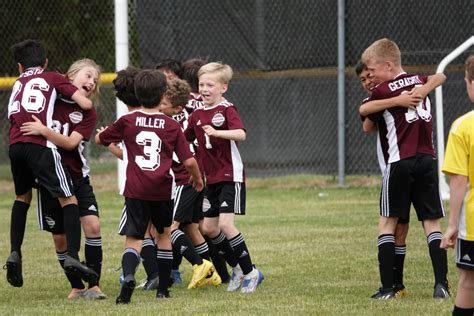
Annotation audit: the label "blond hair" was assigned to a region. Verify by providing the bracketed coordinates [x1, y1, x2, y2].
[164, 78, 191, 108]
[466, 55, 474, 81]
[66, 58, 102, 99]
[198, 62, 233, 83]
[362, 38, 401, 67]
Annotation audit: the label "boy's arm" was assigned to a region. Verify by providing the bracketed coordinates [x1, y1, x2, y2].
[362, 117, 377, 134]
[182, 157, 204, 192]
[410, 73, 447, 99]
[440, 173, 467, 249]
[108, 143, 124, 160]
[71, 91, 94, 110]
[359, 94, 419, 116]
[202, 126, 246, 141]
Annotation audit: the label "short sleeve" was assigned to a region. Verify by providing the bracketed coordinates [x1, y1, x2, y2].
[225, 106, 245, 130]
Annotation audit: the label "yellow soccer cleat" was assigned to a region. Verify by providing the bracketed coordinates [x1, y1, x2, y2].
[187, 259, 213, 289]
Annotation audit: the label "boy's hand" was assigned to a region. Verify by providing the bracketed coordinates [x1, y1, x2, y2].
[440, 226, 457, 249]
[20, 115, 47, 136]
[396, 91, 422, 109]
[203, 125, 219, 137]
[189, 176, 204, 192]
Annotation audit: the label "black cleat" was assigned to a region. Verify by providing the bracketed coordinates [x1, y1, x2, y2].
[143, 276, 159, 291]
[156, 290, 170, 299]
[63, 255, 98, 283]
[433, 282, 451, 299]
[4, 251, 23, 287]
[370, 287, 396, 300]
[116, 274, 136, 304]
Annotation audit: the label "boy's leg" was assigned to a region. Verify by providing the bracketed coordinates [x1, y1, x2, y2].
[155, 228, 173, 297]
[140, 235, 159, 286]
[116, 238, 142, 304]
[394, 221, 409, 297]
[424, 219, 449, 298]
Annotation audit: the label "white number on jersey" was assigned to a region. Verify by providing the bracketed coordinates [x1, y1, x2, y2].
[135, 131, 162, 171]
[404, 86, 432, 123]
[8, 78, 50, 118]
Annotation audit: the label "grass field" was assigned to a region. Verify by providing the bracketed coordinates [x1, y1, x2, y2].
[0, 168, 457, 315]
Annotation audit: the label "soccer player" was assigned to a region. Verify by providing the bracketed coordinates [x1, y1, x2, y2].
[20, 58, 105, 300]
[96, 69, 204, 303]
[441, 54, 474, 316]
[160, 78, 222, 289]
[361, 38, 449, 299]
[185, 62, 264, 293]
[5, 39, 97, 287]
[155, 58, 182, 81]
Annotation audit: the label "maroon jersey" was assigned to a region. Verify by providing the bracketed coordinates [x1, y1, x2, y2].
[185, 99, 245, 184]
[8, 67, 78, 147]
[99, 110, 193, 201]
[52, 98, 96, 179]
[368, 73, 434, 164]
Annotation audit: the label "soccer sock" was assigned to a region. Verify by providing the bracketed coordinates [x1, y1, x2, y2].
[427, 231, 448, 284]
[453, 306, 474, 316]
[211, 231, 239, 267]
[378, 234, 395, 289]
[171, 229, 203, 266]
[194, 241, 210, 261]
[57, 250, 85, 289]
[157, 249, 173, 292]
[62, 204, 82, 259]
[122, 248, 140, 277]
[393, 244, 406, 286]
[10, 200, 30, 255]
[228, 233, 253, 275]
[85, 237, 102, 287]
[205, 235, 230, 282]
[140, 238, 159, 280]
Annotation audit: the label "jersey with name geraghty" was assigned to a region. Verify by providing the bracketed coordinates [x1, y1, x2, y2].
[185, 99, 245, 184]
[99, 110, 193, 201]
[368, 73, 435, 164]
[52, 98, 96, 179]
[8, 67, 78, 147]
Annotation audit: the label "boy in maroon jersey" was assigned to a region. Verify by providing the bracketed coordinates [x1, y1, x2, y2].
[21, 58, 105, 300]
[5, 39, 97, 288]
[96, 69, 203, 303]
[185, 62, 264, 293]
[155, 58, 182, 81]
[361, 38, 450, 299]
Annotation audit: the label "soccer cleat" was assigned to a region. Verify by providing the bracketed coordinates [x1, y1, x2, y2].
[116, 274, 136, 304]
[240, 268, 264, 294]
[370, 287, 396, 300]
[4, 251, 23, 287]
[205, 270, 223, 287]
[67, 288, 87, 300]
[433, 282, 451, 299]
[63, 255, 98, 283]
[393, 284, 407, 299]
[188, 259, 214, 289]
[170, 269, 182, 286]
[227, 265, 244, 292]
[156, 290, 171, 299]
[143, 276, 160, 291]
[84, 286, 107, 300]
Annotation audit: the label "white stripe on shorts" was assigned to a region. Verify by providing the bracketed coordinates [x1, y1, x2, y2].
[52, 148, 72, 196]
[234, 182, 241, 214]
[381, 164, 391, 217]
[172, 185, 184, 218]
[118, 204, 127, 233]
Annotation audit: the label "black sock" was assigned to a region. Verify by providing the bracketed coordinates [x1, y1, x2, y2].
[211, 231, 238, 267]
[228, 233, 253, 275]
[157, 249, 173, 292]
[171, 229, 203, 266]
[378, 234, 395, 289]
[85, 237, 102, 287]
[141, 238, 159, 280]
[62, 204, 81, 259]
[57, 250, 84, 289]
[171, 247, 183, 270]
[394, 245, 406, 286]
[205, 235, 229, 282]
[453, 306, 474, 316]
[122, 248, 140, 277]
[194, 241, 210, 261]
[10, 200, 30, 255]
[427, 231, 448, 285]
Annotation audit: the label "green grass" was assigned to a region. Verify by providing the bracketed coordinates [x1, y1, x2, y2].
[0, 171, 456, 315]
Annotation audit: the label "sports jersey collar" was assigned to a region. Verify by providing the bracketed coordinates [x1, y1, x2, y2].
[136, 109, 165, 116]
[203, 99, 228, 111]
[394, 72, 407, 79]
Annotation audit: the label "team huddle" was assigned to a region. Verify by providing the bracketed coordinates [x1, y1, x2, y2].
[358, 38, 474, 315]
[4, 39, 263, 304]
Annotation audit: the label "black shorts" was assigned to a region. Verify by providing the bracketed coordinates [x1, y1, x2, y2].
[10, 143, 74, 197]
[37, 176, 99, 234]
[456, 239, 474, 271]
[204, 182, 246, 218]
[380, 154, 444, 221]
[118, 198, 173, 239]
[173, 183, 204, 224]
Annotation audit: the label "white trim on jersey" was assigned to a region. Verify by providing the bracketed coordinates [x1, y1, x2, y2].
[120, 141, 127, 196]
[118, 204, 127, 233]
[46, 89, 58, 149]
[383, 110, 401, 163]
[376, 133, 386, 175]
[234, 182, 242, 214]
[230, 140, 244, 182]
[78, 140, 91, 178]
[381, 164, 391, 217]
[52, 148, 72, 196]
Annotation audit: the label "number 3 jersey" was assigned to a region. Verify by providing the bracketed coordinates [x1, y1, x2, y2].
[8, 67, 78, 147]
[367, 73, 435, 164]
[99, 110, 193, 201]
[52, 98, 97, 179]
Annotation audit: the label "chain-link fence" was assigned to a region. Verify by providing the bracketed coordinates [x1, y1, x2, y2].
[0, 0, 472, 178]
